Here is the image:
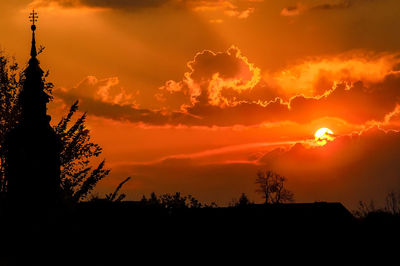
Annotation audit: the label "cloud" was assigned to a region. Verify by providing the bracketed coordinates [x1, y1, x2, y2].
[58, 76, 137, 106]
[179, 74, 400, 126]
[264, 52, 400, 99]
[54, 88, 193, 125]
[60, 72, 400, 127]
[224, 7, 255, 19]
[258, 127, 400, 206]
[106, 159, 260, 205]
[287, 76, 400, 124]
[30, 0, 170, 10]
[209, 19, 224, 24]
[281, 0, 373, 17]
[310, 0, 352, 11]
[154, 48, 400, 126]
[30, 0, 261, 18]
[104, 126, 400, 208]
[157, 46, 262, 108]
[56, 47, 400, 127]
[281, 5, 304, 17]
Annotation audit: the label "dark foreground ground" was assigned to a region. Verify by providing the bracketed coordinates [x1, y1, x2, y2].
[0, 201, 399, 265]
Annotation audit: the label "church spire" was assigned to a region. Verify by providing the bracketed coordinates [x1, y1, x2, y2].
[29, 10, 38, 58]
[21, 9, 50, 126]
[4, 10, 62, 210]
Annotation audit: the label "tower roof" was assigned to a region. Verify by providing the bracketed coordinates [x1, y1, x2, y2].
[20, 9, 51, 126]
[29, 10, 38, 58]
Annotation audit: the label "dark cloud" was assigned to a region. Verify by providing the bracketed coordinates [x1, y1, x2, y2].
[106, 127, 400, 208]
[82, 0, 167, 9]
[258, 127, 400, 207]
[32, 0, 261, 15]
[281, 0, 376, 16]
[311, 0, 352, 10]
[32, 0, 170, 9]
[287, 75, 400, 124]
[55, 89, 200, 125]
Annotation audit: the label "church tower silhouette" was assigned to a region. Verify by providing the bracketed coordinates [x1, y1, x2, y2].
[5, 10, 62, 210]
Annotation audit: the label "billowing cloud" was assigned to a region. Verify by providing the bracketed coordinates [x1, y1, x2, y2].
[157, 46, 261, 108]
[155, 48, 400, 126]
[180, 74, 400, 126]
[55, 46, 400, 128]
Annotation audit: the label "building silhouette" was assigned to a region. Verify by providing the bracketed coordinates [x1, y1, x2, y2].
[4, 11, 61, 211]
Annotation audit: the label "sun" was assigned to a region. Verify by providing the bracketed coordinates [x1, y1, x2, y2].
[314, 128, 335, 146]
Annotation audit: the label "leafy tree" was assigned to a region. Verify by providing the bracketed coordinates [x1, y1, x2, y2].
[54, 101, 110, 202]
[0, 54, 20, 195]
[255, 170, 294, 204]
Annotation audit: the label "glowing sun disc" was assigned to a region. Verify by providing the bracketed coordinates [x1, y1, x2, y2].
[314, 128, 334, 146]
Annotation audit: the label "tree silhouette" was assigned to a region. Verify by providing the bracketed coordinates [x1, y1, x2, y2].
[54, 101, 110, 202]
[352, 191, 400, 218]
[143, 192, 162, 206]
[229, 193, 252, 207]
[0, 51, 120, 202]
[0, 54, 20, 195]
[384, 191, 400, 215]
[352, 200, 376, 218]
[255, 170, 294, 204]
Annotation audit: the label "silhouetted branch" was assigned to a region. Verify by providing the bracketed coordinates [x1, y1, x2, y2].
[105, 177, 131, 202]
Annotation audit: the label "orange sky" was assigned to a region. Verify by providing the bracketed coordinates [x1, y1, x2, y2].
[2, 0, 400, 208]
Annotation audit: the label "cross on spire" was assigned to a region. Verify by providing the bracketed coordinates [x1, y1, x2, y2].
[29, 10, 38, 57]
[29, 9, 38, 26]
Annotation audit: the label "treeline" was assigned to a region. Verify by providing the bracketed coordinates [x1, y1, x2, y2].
[353, 191, 400, 220]
[88, 169, 296, 208]
[139, 192, 218, 208]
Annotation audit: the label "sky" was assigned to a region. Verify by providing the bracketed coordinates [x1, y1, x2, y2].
[1, 0, 400, 208]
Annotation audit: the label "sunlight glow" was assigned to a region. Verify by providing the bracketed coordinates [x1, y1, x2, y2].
[314, 128, 334, 146]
